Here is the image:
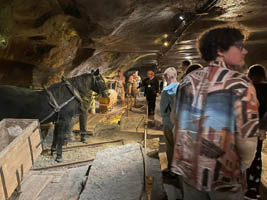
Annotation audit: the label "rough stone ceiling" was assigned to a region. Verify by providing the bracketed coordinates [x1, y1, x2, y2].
[0, 0, 267, 87]
[165, 0, 267, 70]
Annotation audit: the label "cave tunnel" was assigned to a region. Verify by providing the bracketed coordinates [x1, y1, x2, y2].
[1, 0, 267, 199]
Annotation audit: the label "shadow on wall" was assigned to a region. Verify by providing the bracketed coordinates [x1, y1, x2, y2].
[0, 59, 34, 87]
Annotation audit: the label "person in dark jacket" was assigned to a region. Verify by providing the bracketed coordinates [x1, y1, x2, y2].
[185, 63, 203, 75]
[139, 70, 159, 119]
[245, 64, 267, 200]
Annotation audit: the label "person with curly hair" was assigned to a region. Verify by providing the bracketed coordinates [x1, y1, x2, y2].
[171, 24, 266, 200]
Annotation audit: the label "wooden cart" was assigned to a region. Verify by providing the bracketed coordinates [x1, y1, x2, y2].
[0, 119, 42, 200]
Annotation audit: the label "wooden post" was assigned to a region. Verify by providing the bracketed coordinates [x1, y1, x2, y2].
[143, 113, 154, 200]
[146, 103, 148, 121]
[126, 96, 129, 117]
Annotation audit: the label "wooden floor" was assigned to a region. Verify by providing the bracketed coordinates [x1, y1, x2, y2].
[11, 166, 89, 200]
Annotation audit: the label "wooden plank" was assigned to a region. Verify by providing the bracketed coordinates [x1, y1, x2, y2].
[15, 170, 65, 199]
[37, 166, 88, 200]
[87, 114, 105, 129]
[0, 119, 42, 200]
[147, 128, 163, 136]
[17, 174, 53, 200]
[120, 114, 145, 133]
[158, 152, 168, 171]
[72, 114, 105, 137]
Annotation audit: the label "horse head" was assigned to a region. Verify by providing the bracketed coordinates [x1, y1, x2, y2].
[91, 69, 109, 98]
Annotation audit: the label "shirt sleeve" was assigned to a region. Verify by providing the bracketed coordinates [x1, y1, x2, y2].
[235, 83, 259, 138]
[235, 83, 259, 169]
[155, 78, 159, 93]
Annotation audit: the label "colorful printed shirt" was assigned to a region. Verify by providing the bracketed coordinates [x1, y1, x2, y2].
[171, 60, 259, 191]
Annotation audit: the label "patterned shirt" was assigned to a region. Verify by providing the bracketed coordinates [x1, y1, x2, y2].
[171, 60, 259, 191]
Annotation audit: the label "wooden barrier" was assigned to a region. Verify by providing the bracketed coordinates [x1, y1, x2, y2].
[0, 119, 42, 200]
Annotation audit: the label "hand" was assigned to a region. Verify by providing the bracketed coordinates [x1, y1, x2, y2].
[258, 129, 267, 140]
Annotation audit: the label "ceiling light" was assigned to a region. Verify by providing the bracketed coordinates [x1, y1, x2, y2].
[163, 34, 168, 38]
[163, 42, 169, 47]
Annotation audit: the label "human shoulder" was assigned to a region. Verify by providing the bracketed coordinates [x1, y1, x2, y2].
[221, 70, 255, 100]
[226, 70, 251, 87]
[202, 66, 251, 89]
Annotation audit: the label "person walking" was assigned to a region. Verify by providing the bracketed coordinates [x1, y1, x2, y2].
[245, 64, 267, 200]
[126, 74, 134, 110]
[171, 24, 266, 200]
[139, 70, 159, 120]
[132, 71, 140, 106]
[185, 63, 203, 75]
[177, 60, 192, 81]
[160, 67, 179, 170]
[114, 70, 126, 106]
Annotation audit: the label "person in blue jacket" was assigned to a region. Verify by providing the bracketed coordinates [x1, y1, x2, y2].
[160, 67, 179, 169]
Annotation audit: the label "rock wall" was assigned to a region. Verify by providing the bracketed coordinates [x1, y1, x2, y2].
[0, 0, 210, 87]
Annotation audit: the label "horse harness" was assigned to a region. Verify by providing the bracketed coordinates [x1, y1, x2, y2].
[40, 77, 84, 124]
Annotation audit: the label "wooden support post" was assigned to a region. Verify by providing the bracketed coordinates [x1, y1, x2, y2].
[143, 119, 154, 200]
[126, 96, 129, 117]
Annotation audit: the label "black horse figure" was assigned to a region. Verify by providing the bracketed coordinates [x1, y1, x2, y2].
[0, 69, 108, 162]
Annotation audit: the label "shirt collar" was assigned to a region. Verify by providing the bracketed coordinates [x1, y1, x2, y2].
[209, 60, 229, 69]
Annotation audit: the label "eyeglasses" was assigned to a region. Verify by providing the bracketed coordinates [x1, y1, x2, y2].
[234, 42, 246, 51]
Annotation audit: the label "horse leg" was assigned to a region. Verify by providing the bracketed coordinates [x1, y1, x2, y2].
[51, 123, 58, 156]
[55, 119, 72, 162]
[79, 109, 88, 143]
[64, 117, 76, 143]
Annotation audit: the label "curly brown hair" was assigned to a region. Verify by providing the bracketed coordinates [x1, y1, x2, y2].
[196, 23, 249, 62]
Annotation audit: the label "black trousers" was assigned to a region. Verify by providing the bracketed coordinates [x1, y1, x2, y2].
[246, 138, 262, 192]
[146, 95, 156, 116]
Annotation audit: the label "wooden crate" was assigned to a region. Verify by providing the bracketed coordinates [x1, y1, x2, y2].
[99, 104, 112, 113]
[98, 98, 113, 113]
[0, 119, 42, 200]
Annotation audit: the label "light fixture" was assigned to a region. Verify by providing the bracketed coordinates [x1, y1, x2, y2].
[0, 37, 8, 49]
[179, 15, 184, 20]
[163, 41, 169, 47]
[163, 34, 168, 38]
